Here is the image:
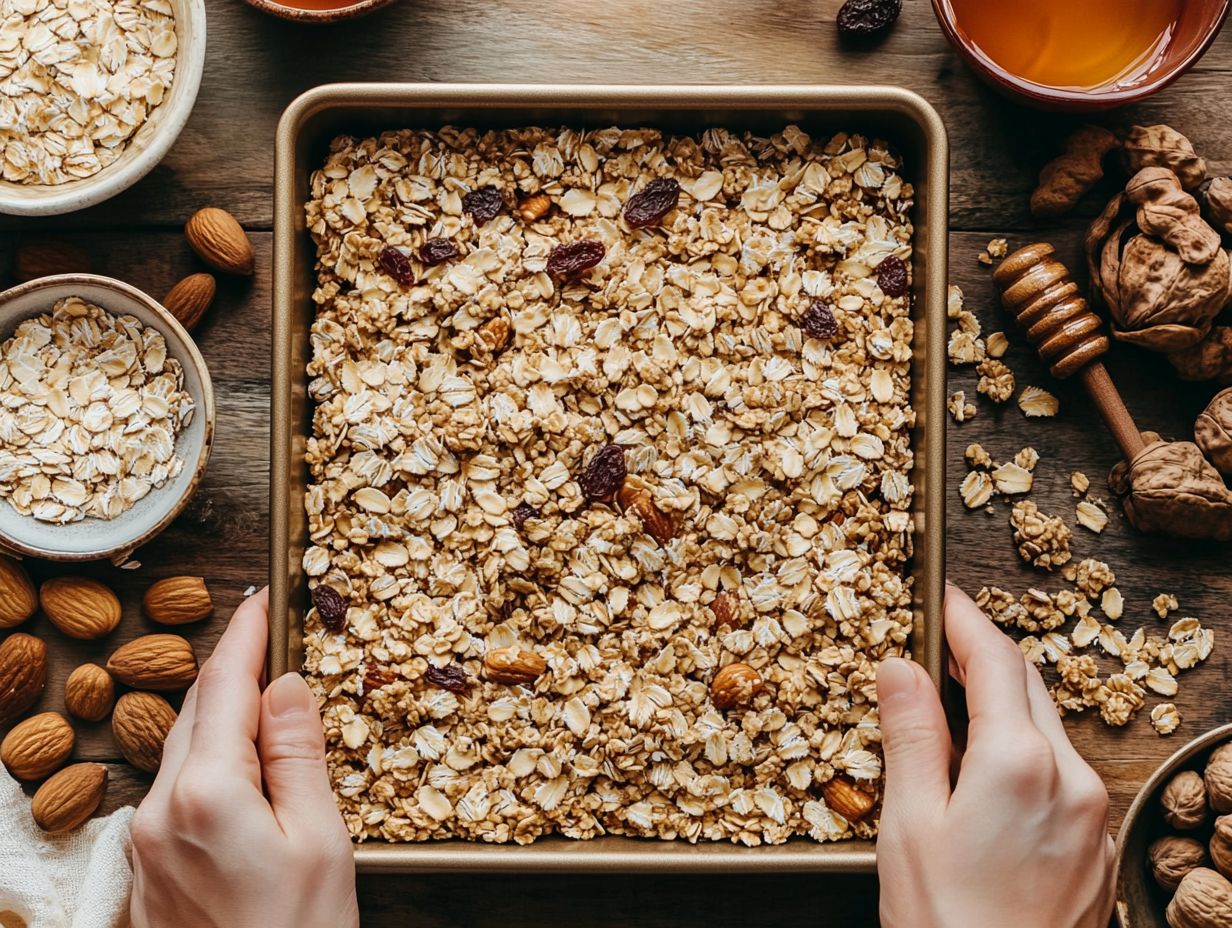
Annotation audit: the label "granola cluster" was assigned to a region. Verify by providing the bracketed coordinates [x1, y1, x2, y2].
[302, 125, 917, 845]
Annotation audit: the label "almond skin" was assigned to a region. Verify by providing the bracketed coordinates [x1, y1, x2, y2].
[710, 662, 764, 710]
[32, 763, 106, 833]
[1, 711, 75, 781]
[106, 634, 198, 691]
[40, 576, 122, 640]
[143, 576, 213, 625]
[483, 647, 547, 685]
[0, 554, 37, 629]
[14, 241, 93, 283]
[112, 691, 177, 772]
[161, 273, 216, 332]
[185, 207, 254, 275]
[0, 632, 47, 725]
[822, 776, 877, 823]
[64, 663, 115, 722]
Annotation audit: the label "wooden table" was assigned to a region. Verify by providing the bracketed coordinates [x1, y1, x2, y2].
[4, 1, 1232, 924]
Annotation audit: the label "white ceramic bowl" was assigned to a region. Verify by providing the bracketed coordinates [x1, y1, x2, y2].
[0, 0, 206, 216]
[0, 275, 214, 561]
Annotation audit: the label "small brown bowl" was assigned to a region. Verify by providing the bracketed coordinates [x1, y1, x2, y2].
[931, 0, 1230, 111]
[1115, 722, 1232, 927]
[242, 0, 396, 23]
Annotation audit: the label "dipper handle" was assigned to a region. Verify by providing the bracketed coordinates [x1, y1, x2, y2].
[993, 243, 1145, 461]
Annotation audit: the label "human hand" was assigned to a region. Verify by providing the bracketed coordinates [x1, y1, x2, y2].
[876, 582, 1115, 928]
[129, 589, 359, 928]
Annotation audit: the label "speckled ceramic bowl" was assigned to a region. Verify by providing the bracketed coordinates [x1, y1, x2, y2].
[241, 0, 397, 23]
[0, 0, 205, 216]
[1115, 722, 1232, 927]
[0, 275, 214, 562]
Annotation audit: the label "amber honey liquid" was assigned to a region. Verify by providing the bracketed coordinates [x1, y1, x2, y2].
[948, 0, 1182, 90]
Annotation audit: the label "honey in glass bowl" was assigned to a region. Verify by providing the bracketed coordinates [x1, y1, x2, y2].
[946, 0, 1183, 92]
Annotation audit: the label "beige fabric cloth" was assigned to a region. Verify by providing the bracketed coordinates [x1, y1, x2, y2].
[0, 768, 134, 928]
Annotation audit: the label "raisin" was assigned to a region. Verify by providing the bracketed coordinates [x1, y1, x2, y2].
[463, 186, 504, 223]
[799, 299, 840, 340]
[577, 443, 626, 502]
[311, 584, 348, 633]
[836, 0, 902, 38]
[512, 501, 540, 530]
[377, 246, 415, 286]
[546, 240, 605, 277]
[364, 665, 396, 693]
[623, 177, 682, 229]
[425, 663, 471, 694]
[876, 255, 910, 297]
[418, 237, 458, 266]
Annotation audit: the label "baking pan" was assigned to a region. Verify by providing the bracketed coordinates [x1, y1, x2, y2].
[271, 83, 948, 873]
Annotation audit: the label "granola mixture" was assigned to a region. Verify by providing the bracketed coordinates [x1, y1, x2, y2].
[0, 296, 193, 522]
[0, 0, 178, 185]
[302, 125, 917, 845]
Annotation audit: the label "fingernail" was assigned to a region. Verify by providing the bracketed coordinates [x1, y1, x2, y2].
[267, 672, 312, 719]
[877, 657, 919, 707]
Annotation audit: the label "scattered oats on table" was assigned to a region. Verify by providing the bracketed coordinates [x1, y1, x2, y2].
[947, 390, 976, 423]
[976, 358, 1015, 403]
[0, 296, 193, 523]
[1075, 499, 1109, 533]
[302, 124, 918, 846]
[1071, 471, 1090, 497]
[985, 331, 1009, 358]
[0, 0, 179, 185]
[1018, 385, 1059, 418]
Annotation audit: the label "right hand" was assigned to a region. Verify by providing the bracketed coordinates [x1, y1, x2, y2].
[876, 582, 1116, 928]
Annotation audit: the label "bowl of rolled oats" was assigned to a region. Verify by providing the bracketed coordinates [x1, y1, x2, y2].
[0, 274, 213, 560]
[0, 0, 206, 216]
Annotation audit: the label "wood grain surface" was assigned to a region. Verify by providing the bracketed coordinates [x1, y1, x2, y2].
[3, 0, 1232, 925]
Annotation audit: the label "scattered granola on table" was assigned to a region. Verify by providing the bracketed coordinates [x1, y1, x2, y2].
[1154, 593, 1180, 619]
[947, 390, 975, 423]
[978, 237, 1008, 265]
[302, 125, 918, 846]
[1010, 500, 1072, 570]
[0, 296, 193, 523]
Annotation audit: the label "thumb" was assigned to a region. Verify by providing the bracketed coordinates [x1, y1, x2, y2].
[877, 657, 952, 817]
[258, 673, 341, 837]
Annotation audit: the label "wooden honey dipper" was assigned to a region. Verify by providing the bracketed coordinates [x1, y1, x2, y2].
[992, 242, 1145, 461]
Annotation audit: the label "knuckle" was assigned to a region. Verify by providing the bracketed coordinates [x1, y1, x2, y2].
[983, 735, 1057, 789]
[1068, 768, 1111, 817]
[129, 806, 165, 855]
[169, 769, 226, 828]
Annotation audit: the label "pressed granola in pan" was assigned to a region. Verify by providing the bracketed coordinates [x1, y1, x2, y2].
[303, 124, 916, 845]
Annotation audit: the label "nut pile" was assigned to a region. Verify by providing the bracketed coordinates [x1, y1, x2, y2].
[303, 124, 917, 845]
[0, 297, 194, 523]
[1148, 743, 1232, 927]
[0, 554, 213, 832]
[0, 0, 178, 186]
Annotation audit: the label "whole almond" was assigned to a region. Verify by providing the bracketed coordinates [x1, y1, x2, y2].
[40, 576, 122, 640]
[185, 207, 254, 275]
[617, 484, 677, 545]
[0, 554, 37, 629]
[14, 241, 93, 283]
[710, 662, 764, 710]
[31, 763, 106, 833]
[821, 775, 877, 823]
[112, 691, 177, 772]
[162, 273, 216, 332]
[106, 634, 198, 690]
[0, 632, 47, 725]
[143, 576, 213, 626]
[517, 193, 552, 221]
[483, 647, 547, 685]
[1, 711, 75, 780]
[64, 663, 115, 722]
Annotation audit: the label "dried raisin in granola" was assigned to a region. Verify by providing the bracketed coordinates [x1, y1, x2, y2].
[623, 177, 681, 229]
[799, 299, 840, 340]
[546, 240, 605, 277]
[876, 254, 909, 297]
[311, 584, 348, 633]
[418, 237, 459, 266]
[578, 443, 626, 502]
[462, 186, 504, 223]
[512, 501, 540, 530]
[425, 664, 471, 694]
[377, 246, 415, 286]
[837, 0, 902, 38]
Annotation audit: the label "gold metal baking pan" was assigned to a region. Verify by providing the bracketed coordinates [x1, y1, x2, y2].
[271, 83, 948, 873]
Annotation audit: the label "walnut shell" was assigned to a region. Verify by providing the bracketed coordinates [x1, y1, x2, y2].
[1170, 327, 1232, 385]
[1162, 770, 1210, 830]
[1123, 125, 1207, 192]
[1167, 868, 1232, 928]
[1200, 176, 1232, 235]
[1196, 388, 1232, 479]
[1109, 440, 1232, 542]
[1151, 835, 1209, 891]
[1211, 816, 1232, 880]
[1206, 744, 1232, 814]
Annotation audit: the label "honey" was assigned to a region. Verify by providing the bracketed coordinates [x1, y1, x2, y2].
[947, 0, 1183, 91]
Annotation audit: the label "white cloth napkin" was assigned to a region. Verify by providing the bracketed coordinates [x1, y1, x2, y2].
[0, 767, 134, 928]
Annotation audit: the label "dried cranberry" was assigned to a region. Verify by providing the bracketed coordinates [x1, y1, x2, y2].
[377, 246, 415, 286]
[425, 663, 471, 694]
[418, 237, 459, 266]
[512, 502, 540, 530]
[799, 299, 840, 340]
[876, 255, 909, 297]
[463, 186, 505, 223]
[623, 177, 682, 229]
[546, 240, 605, 277]
[836, 0, 901, 39]
[578, 443, 626, 502]
[311, 584, 348, 633]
